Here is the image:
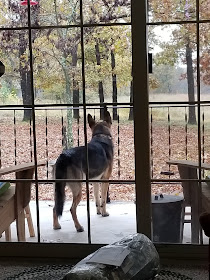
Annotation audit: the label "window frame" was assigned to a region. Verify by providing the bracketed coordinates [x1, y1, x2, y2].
[0, 0, 208, 264]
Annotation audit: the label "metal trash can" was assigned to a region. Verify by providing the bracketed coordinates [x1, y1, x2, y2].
[152, 194, 184, 243]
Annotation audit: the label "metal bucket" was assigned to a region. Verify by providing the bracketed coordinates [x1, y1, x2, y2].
[152, 194, 184, 243]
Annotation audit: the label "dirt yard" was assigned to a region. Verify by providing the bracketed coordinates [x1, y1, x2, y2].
[1, 112, 210, 201]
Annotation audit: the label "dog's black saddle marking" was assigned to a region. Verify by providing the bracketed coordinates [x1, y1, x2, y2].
[56, 133, 113, 179]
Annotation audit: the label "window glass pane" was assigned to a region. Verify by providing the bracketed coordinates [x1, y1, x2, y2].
[84, 26, 132, 105]
[148, 24, 197, 103]
[150, 106, 199, 181]
[32, 28, 82, 105]
[200, 0, 210, 20]
[32, 0, 80, 27]
[200, 23, 210, 101]
[0, 0, 29, 27]
[148, 0, 196, 22]
[0, 30, 31, 107]
[0, 109, 33, 169]
[90, 184, 136, 244]
[38, 182, 89, 243]
[83, 0, 131, 24]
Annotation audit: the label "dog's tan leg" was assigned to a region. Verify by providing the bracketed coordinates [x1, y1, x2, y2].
[70, 187, 84, 232]
[100, 182, 110, 217]
[53, 207, 61, 230]
[100, 166, 112, 217]
[93, 183, 101, 215]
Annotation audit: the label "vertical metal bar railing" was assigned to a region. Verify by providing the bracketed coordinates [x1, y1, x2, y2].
[77, 109, 80, 147]
[13, 109, 17, 165]
[61, 109, 65, 150]
[168, 107, 171, 174]
[80, 0, 91, 244]
[117, 112, 120, 179]
[150, 107, 153, 178]
[45, 109, 49, 179]
[185, 106, 188, 160]
[0, 120, 1, 169]
[30, 116, 33, 162]
[202, 107, 205, 178]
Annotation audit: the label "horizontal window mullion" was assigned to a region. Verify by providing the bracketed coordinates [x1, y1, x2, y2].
[0, 179, 136, 184]
[0, 22, 131, 32]
[149, 101, 210, 106]
[147, 19, 210, 26]
[0, 103, 134, 109]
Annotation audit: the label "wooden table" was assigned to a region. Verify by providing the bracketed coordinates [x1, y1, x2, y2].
[167, 160, 210, 244]
[0, 160, 46, 241]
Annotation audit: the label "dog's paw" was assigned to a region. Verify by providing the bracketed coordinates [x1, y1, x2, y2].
[102, 212, 109, 217]
[77, 226, 84, 232]
[53, 224, 61, 230]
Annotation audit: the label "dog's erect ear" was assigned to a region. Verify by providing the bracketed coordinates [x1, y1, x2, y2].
[104, 110, 112, 126]
[87, 114, 95, 128]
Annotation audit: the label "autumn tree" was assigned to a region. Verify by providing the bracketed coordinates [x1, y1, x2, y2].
[0, 0, 131, 141]
[199, 1, 210, 86]
[0, 0, 40, 121]
[84, 0, 130, 120]
[149, 0, 210, 124]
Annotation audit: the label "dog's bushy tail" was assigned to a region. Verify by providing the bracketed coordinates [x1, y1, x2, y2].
[54, 154, 68, 217]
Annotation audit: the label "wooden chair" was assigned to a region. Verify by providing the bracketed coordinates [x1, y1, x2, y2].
[0, 160, 46, 241]
[167, 160, 210, 244]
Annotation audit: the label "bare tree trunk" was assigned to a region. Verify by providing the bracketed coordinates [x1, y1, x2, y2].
[73, 79, 79, 119]
[95, 43, 104, 119]
[19, 33, 32, 122]
[71, 45, 80, 119]
[186, 42, 197, 124]
[111, 48, 118, 120]
[63, 59, 73, 149]
[19, 4, 40, 122]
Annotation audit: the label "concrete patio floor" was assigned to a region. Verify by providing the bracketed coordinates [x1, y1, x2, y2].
[0, 200, 209, 244]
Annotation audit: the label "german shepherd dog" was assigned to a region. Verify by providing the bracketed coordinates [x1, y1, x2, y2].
[53, 109, 113, 232]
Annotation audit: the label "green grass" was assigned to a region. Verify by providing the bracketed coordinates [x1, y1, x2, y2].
[1, 94, 210, 126]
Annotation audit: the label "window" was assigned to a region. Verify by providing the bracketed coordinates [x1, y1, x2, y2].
[0, 0, 208, 261]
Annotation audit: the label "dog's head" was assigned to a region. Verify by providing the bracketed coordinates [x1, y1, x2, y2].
[87, 108, 112, 137]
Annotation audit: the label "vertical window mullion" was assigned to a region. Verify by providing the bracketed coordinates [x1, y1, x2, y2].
[196, 0, 203, 244]
[80, 0, 91, 244]
[131, 0, 151, 238]
[26, 0, 40, 242]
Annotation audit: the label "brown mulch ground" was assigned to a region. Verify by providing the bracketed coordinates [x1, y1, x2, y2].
[1, 114, 210, 202]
